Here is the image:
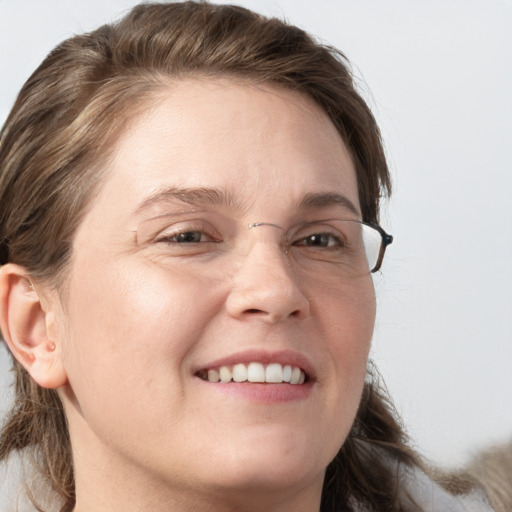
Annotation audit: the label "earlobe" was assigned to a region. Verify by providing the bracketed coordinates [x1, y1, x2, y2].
[0, 263, 67, 389]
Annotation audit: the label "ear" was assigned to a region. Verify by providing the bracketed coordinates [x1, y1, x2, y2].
[0, 263, 67, 389]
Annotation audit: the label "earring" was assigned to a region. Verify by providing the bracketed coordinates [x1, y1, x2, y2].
[47, 341, 56, 352]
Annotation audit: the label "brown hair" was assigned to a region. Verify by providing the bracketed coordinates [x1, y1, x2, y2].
[0, 2, 457, 511]
[459, 440, 512, 512]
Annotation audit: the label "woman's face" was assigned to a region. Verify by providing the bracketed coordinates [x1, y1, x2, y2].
[54, 80, 376, 506]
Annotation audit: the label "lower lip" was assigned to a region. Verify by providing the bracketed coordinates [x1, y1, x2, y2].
[196, 379, 314, 404]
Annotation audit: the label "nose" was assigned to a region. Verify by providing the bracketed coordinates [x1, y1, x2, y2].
[225, 238, 310, 324]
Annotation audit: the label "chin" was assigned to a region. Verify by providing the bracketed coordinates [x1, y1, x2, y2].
[201, 429, 332, 493]
[208, 461, 325, 499]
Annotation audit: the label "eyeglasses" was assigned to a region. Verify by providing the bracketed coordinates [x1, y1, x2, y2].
[155, 218, 393, 278]
[273, 219, 393, 274]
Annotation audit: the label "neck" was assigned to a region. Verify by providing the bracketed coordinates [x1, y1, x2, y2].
[72, 467, 324, 512]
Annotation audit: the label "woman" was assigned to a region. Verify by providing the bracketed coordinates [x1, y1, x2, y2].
[0, 2, 493, 511]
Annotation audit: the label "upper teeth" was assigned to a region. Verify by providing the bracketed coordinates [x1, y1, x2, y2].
[204, 363, 306, 384]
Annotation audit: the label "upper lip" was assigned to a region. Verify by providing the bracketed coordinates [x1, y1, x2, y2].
[194, 349, 316, 380]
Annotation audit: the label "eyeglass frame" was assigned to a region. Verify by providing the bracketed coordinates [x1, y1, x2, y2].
[247, 218, 393, 274]
[362, 221, 393, 273]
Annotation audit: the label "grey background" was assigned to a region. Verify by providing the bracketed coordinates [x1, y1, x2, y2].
[1, 0, 511, 508]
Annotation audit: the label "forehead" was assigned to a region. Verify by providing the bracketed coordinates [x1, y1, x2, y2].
[88, 79, 359, 222]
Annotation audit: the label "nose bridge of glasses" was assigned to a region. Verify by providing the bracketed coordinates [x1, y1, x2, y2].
[247, 221, 284, 231]
[244, 221, 288, 250]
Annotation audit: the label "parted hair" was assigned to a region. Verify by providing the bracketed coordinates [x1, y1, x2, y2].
[0, 2, 460, 511]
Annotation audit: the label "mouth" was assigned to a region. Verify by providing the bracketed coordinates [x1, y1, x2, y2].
[193, 350, 314, 403]
[196, 362, 307, 384]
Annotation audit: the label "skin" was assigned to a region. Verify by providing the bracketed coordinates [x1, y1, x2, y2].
[2, 80, 376, 512]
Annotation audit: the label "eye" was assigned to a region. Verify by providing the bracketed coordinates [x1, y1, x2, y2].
[157, 229, 218, 244]
[293, 232, 344, 248]
[169, 231, 210, 243]
[153, 220, 222, 247]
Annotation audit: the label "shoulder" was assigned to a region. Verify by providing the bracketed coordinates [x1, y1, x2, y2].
[398, 464, 494, 512]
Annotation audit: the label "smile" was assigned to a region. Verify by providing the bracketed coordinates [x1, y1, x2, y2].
[197, 362, 307, 384]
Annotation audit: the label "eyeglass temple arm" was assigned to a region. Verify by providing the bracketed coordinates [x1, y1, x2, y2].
[372, 226, 393, 273]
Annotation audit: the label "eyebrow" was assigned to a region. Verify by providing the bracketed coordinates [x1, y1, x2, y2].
[298, 192, 360, 217]
[133, 186, 245, 216]
[133, 187, 360, 218]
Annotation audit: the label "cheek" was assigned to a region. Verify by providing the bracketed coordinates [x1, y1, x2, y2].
[67, 259, 211, 339]
[341, 279, 375, 377]
[57, 263, 228, 458]
[59, 261, 221, 407]
[313, 273, 375, 349]
[342, 281, 375, 360]
[302, 278, 375, 465]
[315, 276, 375, 399]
